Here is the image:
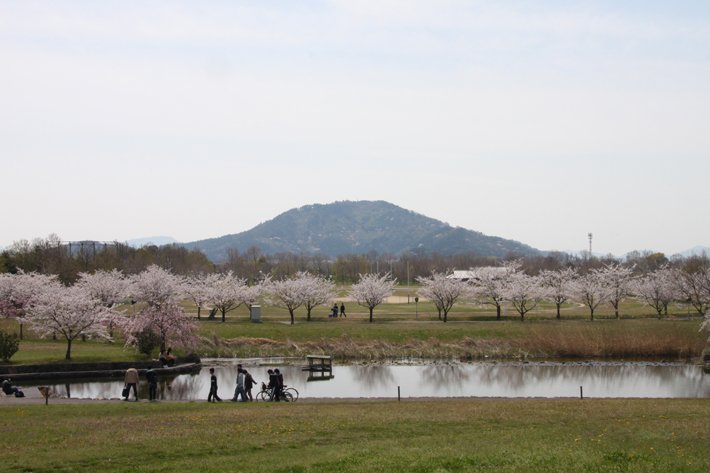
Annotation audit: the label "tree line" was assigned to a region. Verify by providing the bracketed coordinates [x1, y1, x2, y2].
[0, 234, 680, 284]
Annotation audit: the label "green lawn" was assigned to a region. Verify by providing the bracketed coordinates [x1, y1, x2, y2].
[1, 399, 708, 472]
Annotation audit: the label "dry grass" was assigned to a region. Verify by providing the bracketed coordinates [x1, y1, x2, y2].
[198, 319, 707, 361]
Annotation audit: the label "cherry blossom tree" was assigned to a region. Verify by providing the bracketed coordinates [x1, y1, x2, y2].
[204, 271, 248, 322]
[350, 273, 397, 323]
[24, 283, 113, 360]
[572, 270, 611, 321]
[671, 265, 710, 316]
[121, 265, 199, 353]
[597, 263, 634, 319]
[268, 276, 308, 325]
[183, 274, 211, 320]
[632, 268, 675, 318]
[120, 304, 199, 353]
[503, 273, 542, 321]
[416, 272, 468, 322]
[297, 272, 336, 321]
[0, 271, 59, 339]
[469, 262, 518, 320]
[75, 269, 128, 336]
[539, 268, 577, 320]
[128, 264, 184, 309]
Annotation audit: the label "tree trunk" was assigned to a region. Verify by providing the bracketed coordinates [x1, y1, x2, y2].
[556, 304, 561, 320]
[496, 305, 501, 320]
[289, 309, 295, 325]
[443, 310, 448, 323]
[19, 323, 23, 340]
[221, 309, 226, 323]
[369, 307, 374, 323]
[590, 308, 594, 321]
[197, 306, 201, 320]
[65, 338, 72, 360]
[306, 307, 312, 321]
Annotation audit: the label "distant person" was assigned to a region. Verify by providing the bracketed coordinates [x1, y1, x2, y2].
[159, 350, 168, 367]
[232, 368, 247, 402]
[165, 348, 176, 367]
[244, 369, 255, 401]
[331, 304, 339, 318]
[208, 368, 222, 402]
[274, 368, 284, 402]
[267, 369, 277, 400]
[1, 378, 23, 397]
[340, 303, 346, 318]
[124, 367, 139, 401]
[146, 368, 158, 401]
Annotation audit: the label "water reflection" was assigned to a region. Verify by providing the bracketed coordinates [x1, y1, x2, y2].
[30, 361, 710, 400]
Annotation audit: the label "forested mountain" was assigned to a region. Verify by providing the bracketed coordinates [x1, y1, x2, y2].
[183, 201, 541, 262]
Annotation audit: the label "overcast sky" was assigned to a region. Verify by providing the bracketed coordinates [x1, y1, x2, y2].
[1, 1, 709, 256]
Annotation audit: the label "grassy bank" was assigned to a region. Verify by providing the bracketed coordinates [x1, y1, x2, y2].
[2, 304, 708, 364]
[1, 399, 708, 472]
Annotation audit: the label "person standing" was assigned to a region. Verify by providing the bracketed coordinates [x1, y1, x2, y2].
[146, 368, 158, 401]
[340, 303, 346, 318]
[232, 368, 246, 402]
[124, 367, 139, 401]
[331, 304, 339, 318]
[208, 368, 222, 402]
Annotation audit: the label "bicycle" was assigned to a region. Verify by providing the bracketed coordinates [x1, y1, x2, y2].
[256, 382, 298, 402]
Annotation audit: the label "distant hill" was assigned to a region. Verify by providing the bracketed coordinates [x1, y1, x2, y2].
[183, 201, 541, 262]
[678, 246, 710, 258]
[126, 236, 178, 248]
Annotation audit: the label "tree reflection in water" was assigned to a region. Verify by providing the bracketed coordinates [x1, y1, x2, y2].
[351, 365, 395, 391]
[421, 364, 470, 392]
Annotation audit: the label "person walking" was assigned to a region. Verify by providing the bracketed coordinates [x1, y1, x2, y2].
[339, 303, 346, 318]
[124, 367, 139, 401]
[274, 368, 284, 402]
[208, 368, 222, 402]
[146, 368, 158, 401]
[267, 369, 278, 401]
[244, 369, 255, 401]
[232, 368, 247, 402]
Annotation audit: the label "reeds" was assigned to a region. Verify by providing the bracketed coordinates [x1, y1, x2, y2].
[199, 322, 706, 361]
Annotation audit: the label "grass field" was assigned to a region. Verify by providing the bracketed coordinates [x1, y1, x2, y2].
[2, 298, 708, 364]
[1, 399, 708, 472]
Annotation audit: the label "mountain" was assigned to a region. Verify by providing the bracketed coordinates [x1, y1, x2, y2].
[677, 246, 710, 258]
[183, 201, 541, 262]
[126, 236, 178, 248]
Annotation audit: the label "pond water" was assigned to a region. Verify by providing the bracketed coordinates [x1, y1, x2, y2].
[28, 360, 710, 400]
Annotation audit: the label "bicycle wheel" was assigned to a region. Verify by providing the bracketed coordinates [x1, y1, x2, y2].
[284, 387, 299, 401]
[256, 391, 269, 402]
[281, 391, 294, 402]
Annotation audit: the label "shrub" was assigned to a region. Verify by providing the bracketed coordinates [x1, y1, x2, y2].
[0, 330, 20, 362]
[134, 328, 162, 357]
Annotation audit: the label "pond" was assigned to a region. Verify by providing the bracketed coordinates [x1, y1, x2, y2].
[26, 360, 710, 400]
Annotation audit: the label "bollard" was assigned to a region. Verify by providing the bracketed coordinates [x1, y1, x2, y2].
[398, 386, 401, 401]
[580, 386, 583, 399]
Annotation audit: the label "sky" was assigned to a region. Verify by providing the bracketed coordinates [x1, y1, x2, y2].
[1, 0, 709, 256]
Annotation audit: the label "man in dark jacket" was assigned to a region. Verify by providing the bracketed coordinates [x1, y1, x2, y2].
[208, 367, 222, 402]
[146, 368, 158, 401]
